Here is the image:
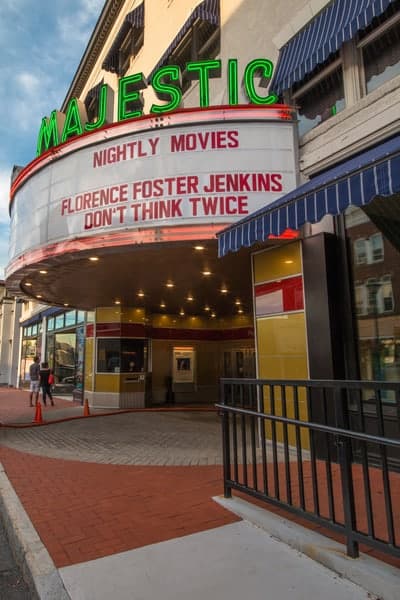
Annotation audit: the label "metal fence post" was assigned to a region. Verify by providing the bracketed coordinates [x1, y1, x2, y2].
[336, 387, 359, 558]
[220, 380, 232, 498]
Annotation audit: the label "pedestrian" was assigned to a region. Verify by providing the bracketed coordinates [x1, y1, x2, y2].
[28, 356, 40, 407]
[39, 362, 55, 406]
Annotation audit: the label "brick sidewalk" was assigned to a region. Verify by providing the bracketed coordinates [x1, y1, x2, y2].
[0, 386, 398, 575]
[0, 447, 238, 567]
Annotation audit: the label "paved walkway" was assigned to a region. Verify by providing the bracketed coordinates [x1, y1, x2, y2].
[0, 387, 398, 599]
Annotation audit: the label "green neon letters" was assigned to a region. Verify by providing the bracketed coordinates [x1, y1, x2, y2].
[37, 57, 276, 156]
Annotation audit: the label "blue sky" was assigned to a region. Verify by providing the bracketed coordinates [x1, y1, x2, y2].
[0, 0, 104, 279]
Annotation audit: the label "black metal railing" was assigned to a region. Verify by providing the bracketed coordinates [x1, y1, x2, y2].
[216, 378, 400, 560]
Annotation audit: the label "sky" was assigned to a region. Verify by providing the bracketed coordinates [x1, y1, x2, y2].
[0, 0, 105, 279]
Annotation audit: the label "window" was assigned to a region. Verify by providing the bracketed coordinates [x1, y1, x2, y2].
[354, 239, 367, 265]
[97, 338, 147, 373]
[65, 310, 76, 327]
[380, 275, 394, 313]
[292, 56, 345, 137]
[165, 18, 220, 95]
[84, 81, 104, 123]
[102, 5, 145, 76]
[370, 233, 384, 262]
[353, 234, 384, 266]
[354, 283, 367, 316]
[118, 27, 144, 76]
[358, 3, 400, 95]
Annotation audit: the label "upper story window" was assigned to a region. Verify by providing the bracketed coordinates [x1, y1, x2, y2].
[148, 0, 220, 97]
[358, 2, 400, 95]
[291, 53, 345, 138]
[84, 80, 104, 122]
[102, 4, 144, 76]
[166, 17, 220, 95]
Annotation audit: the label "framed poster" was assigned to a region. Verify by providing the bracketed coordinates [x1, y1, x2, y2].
[173, 347, 195, 383]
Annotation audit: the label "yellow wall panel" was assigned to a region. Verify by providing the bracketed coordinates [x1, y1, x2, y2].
[256, 312, 309, 447]
[253, 241, 302, 283]
[84, 338, 93, 390]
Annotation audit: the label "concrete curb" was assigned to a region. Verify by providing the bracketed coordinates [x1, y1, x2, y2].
[0, 461, 70, 599]
[214, 495, 399, 600]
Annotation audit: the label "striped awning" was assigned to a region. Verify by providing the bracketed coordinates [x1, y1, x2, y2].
[148, 0, 220, 81]
[102, 3, 144, 73]
[217, 134, 400, 257]
[270, 0, 396, 95]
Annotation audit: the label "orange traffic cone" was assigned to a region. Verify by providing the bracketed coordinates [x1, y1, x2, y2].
[33, 402, 43, 424]
[83, 398, 90, 417]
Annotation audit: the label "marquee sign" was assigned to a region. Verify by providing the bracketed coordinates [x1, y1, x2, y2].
[8, 106, 297, 272]
[36, 58, 278, 156]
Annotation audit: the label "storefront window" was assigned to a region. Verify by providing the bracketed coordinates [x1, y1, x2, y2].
[345, 206, 400, 397]
[97, 339, 147, 373]
[65, 310, 76, 327]
[20, 338, 38, 384]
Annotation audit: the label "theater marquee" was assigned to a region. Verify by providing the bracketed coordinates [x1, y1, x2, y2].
[8, 106, 297, 273]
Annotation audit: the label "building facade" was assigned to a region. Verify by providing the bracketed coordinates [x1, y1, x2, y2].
[6, 0, 400, 412]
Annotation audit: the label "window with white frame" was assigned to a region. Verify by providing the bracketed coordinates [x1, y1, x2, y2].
[353, 234, 384, 266]
[380, 275, 394, 313]
[365, 276, 394, 315]
[370, 233, 384, 262]
[354, 282, 368, 315]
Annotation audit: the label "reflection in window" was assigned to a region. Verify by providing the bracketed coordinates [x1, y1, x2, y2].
[353, 234, 384, 265]
[345, 206, 400, 392]
[97, 339, 147, 373]
[360, 16, 400, 94]
[354, 239, 367, 265]
[294, 65, 345, 137]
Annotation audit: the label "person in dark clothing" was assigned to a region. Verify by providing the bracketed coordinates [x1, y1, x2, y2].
[29, 356, 40, 407]
[39, 362, 55, 406]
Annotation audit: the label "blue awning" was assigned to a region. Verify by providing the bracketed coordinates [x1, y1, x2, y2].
[21, 306, 64, 327]
[270, 0, 396, 95]
[217, 134, 400, 257]
[102, 3, 144, 73]
[148, 0, 219, 81]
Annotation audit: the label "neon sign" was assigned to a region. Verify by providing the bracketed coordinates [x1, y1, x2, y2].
[36, 58, 277, 156]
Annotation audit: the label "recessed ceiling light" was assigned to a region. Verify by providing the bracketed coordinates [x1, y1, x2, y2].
[204, 305, 211, 312]
[25, 282, 32, 287]
[179, 309, 185, 316]
[194, 245, 205, 251]
[36, 295, 42, 299]
[220, 286, 228, 294]
[39, 270, 47, 274]
[202, 269, 212, 276]
[137, 291, 145, 297]
[64, 303, 69, 307]
[211, 312, 216, 318]
[89, 256, 99, 262]
[160, 301, 166, 308]
[238, 308, 244, 314]
[187, 294, 194, 301]
[114, 300, 121, 305]
[235, 299, 241, 305]
[284, 260, 294, 264]
[166, 281, 174, 288]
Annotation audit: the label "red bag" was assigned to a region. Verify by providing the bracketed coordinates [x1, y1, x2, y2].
[48, 373, 55, 385]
